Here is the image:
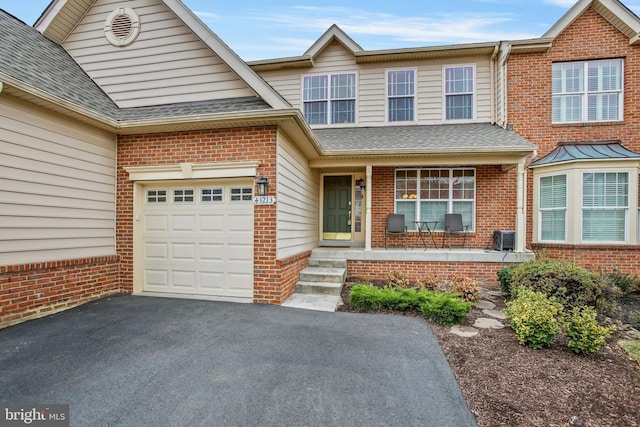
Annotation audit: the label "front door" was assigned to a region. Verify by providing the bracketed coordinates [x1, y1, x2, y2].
[323, 176, 352, 240]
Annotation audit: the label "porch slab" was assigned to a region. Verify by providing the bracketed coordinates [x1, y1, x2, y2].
[281, 294, 342, 312]
[312, 247, 534, 264]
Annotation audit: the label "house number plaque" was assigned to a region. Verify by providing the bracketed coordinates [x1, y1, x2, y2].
[254, 196, 277, 205]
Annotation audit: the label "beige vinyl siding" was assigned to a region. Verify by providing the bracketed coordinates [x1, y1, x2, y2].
[276, 131, 319, 259]
[0, 96, 116, 266]
[257, 42, 494, 125]
[63, 0, 255, 108]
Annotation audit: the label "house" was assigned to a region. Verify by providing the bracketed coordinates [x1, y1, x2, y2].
[1, 0, 638, 328]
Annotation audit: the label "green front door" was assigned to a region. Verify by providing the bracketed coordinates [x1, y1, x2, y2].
[323, 176, 352, 240]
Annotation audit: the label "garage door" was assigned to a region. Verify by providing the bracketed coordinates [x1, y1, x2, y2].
[142, 181, 254, 300]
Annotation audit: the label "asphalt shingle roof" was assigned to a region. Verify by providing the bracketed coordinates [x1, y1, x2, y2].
[314, 124, 537, 154]
[0, 10, 271, 122]
[531, 141, 640, 167]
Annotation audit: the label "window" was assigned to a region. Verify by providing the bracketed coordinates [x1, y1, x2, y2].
[147, 189, 167, 203]
[387, 69, 415, 122]
[539, 175, 567, 241]
[582, 172, 628, 242]
[444, 66, 474, 120]
[230, 187, 253, 202]
[303, 73, 356, 125]
[552, 59, 623, 123]
[173, 189, 194, 203]
[201, 188, 223, 203]
[395, 169, 475, 231]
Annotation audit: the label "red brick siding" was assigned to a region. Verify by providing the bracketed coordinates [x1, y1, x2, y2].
[508, 8, 640, 274]
[371, 166, 518, 249]
[347, 260, 511, 288]
[532, 244, 640, 275]
[0, 256, 120, 328]
[117, 127, 306, 304]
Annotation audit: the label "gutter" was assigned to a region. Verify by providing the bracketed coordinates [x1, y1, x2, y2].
[490, 45, 499, 124]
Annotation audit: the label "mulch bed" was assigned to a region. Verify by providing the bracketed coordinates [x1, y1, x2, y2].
[339, 283, 640, 427]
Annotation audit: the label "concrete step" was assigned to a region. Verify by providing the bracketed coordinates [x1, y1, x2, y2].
[281, 294, 342, 312]
[298, 267, 346, 284]
[295, 281, 343, 296]
[308, 258, 347, 269]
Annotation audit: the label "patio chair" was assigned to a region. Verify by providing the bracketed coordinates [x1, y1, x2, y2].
[385, 214, 407, 249]
[442, 213, 470, 249]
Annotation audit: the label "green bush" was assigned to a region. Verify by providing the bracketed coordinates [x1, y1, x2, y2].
[608, 271, 640, 294]
[565, 307, 614, 354]
[504, 286, 563, 349]
[419, 292, 471, 326]
[510, 258, 615, 315]
[497, 265, 517, 296]
[348, 284, 385, 311]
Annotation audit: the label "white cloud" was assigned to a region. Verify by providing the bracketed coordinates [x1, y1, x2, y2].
[542, 0, 576, 7]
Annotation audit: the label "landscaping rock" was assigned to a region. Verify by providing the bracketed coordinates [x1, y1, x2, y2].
[482, 309, 506, 320]
[450, 325, 479, 338]
[474, 318, 505, 329]
[473, 300, 496, 310]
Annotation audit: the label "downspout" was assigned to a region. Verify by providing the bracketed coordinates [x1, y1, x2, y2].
[497, 41, 512, 128]
[489, 45, 499, 124]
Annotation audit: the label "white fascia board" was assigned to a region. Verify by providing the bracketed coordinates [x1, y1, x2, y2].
[543, 0, 592, 38]
[162, 0, 291, 110]
[34, 0, 68, 32]
[124, 161, 261, 181]
[304, 24, 363, 57]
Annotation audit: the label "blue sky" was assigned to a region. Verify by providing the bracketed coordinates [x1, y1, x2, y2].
[2, 0, 640, 60]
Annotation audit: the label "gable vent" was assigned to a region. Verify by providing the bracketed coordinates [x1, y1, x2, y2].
[105, 7, 141, 47]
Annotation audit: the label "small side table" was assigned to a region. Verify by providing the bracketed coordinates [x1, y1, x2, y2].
[412, 221, 438, 250]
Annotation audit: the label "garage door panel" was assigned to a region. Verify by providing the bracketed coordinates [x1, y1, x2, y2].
[142, 182, 254, 300]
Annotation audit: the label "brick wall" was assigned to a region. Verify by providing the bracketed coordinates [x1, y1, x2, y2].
[117, 126, 304, 304]
[0, 256, 120, 328]
[508, 7, 640, 275]
[532, 244, 640, 275]
[371, 165, 518, 249]
[347, 260, 511, 288]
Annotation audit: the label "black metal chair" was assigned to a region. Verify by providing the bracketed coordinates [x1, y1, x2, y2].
[442, 213, 470, 249]
[385, 214, 407, 249]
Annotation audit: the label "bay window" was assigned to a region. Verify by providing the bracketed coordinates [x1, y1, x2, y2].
[538, 175, 567, 241]
[582, 172, 628, 242]
[395, 169, 475, 231]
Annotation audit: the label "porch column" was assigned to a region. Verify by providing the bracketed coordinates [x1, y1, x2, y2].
[515, 159, 526, 252]
[365, 165, 372, 251]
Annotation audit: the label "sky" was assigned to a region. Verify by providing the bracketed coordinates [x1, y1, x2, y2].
[1, 0, 640, 61]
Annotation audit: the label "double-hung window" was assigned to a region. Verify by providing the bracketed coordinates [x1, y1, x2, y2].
[303, 73, 356, 125]
[395, 169, 475, 231]
[387, 69, 415, 122]
[444, 66, 474, 120]
[582, 172, 628, 242]
[538, 175, 567, 241]
[552, 59, 623, 123]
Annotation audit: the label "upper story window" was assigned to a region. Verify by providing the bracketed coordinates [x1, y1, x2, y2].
[387, 69, 415, 122]
[444, 66, 474, 120]
[302, 73, 356, 125]
[552, 59, 623, 123]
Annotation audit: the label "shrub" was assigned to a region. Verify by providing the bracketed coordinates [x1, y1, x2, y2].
[419, 292, 471, 326]
[510, 258, 615, 315]
[504, 286, 563, 349]
[449, 274, 480, 302]
[608, 271, 640, 294]
[349, 284, 385, 311]
[386, 270, 410, 287]
[416, 275, 442, 291]
[565, 307, 614, 354]
[497, 265, 518, 296]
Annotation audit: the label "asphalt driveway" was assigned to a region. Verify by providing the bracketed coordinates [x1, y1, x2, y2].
[0, 295, 477, 427]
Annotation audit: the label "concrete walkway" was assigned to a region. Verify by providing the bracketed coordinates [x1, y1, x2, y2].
[0, 295, 477, 427]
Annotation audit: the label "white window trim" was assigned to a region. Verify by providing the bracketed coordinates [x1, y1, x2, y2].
[551, 58, 624, 124]
[394, 168, 476, 231]
[301, 72, 358, 127]
[537, 174, 568, 243]
[386, 68, 417, 124]
[533, 161, 639, 245]
[442, 64, 476, 122]
[580, 170, 630, 244]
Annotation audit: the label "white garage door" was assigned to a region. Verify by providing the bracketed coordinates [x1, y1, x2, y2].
[142, 181, 254, 300]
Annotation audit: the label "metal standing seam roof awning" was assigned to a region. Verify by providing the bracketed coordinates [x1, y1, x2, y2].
[530, 141, 640, 167]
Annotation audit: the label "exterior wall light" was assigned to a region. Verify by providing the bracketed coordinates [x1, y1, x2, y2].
[256, 177, 269, 196]
[355, 178, 365, 190]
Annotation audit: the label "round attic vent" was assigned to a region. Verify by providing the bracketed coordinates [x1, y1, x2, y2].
[104, 7, 140, 47]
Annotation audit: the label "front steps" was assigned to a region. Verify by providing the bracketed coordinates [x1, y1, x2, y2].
[281, 251, 347, 312]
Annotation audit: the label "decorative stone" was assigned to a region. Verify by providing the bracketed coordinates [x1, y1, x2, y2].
[483, 309, 506, 320]
[474, 318, 505, 329]
[450, 325, 479, 337]
[473, 300, 496, 310]
[484, 290, 507, 297]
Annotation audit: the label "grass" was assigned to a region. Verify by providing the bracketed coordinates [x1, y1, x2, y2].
[618, 339, 640, 365]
